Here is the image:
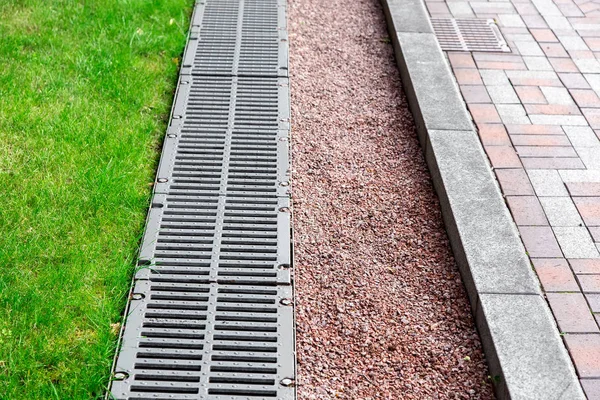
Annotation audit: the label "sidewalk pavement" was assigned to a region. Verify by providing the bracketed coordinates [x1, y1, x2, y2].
[426, 0, 600, 396]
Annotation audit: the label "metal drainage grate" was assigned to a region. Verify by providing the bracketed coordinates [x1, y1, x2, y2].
[109, 0, 294, 398]
[431, 18, 510, 52]
[182, 0, 288, 77]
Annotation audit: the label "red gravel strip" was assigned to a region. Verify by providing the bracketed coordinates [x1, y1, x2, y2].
[289, 0, 494, 398]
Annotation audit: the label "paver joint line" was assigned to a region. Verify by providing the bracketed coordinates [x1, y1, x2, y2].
[382, 0, 586, 397]
[107, 0, 295, 398]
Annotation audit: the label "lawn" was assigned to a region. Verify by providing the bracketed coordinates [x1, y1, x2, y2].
[0, 0, 192, 397]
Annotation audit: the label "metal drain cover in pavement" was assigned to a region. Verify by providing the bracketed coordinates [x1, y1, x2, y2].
[431, 18, 510, 52]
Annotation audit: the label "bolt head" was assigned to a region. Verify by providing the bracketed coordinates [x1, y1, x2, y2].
[280, 378, 294, 387]
[114, 372, 128, 381]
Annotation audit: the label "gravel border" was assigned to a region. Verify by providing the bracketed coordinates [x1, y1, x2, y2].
[290, 0, 495, 397]
[380, 0, 585, 398]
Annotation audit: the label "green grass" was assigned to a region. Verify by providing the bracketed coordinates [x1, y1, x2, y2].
[0, 0, 192, 397]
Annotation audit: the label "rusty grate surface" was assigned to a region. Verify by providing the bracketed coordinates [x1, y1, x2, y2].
[108, 0, 294, 398]
[431, 18, 510, 52]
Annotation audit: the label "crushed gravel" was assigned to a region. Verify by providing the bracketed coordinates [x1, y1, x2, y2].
[289, 0, 494, 398]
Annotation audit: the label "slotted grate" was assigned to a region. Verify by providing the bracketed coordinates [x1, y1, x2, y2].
[155, 75, 290, 199]
[431, 18, 510, 52]
[182, 0, 288, 77]
[109, 0, 294, 398]
[111, 280, 294, 399]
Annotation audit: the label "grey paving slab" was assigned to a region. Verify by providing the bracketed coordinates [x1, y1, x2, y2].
[528, 169, 570, 196]
[425, 129, 540, 297]
[392, 32, 473, 145]
[553, 227, 600, 258]
[477, 293, 585, 400]
[382, 0, 433, 33]
[563, 126, 600, 148]
[539, 197, 584, 226]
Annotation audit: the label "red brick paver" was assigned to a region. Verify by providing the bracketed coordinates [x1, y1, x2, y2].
[430, 0, 600, 390]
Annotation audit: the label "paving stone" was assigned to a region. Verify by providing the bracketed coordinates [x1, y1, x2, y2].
[426, 2, 451, 16]
[532, 258, 580, 292]
[455, 69, 483, 85]
[477, 293, 585, 400]
[485, 145, 523, 168]
[506, 70, 563, 86]
[530, 28, 558, 42]
[579, 275, 600, 293]
[497, 104, 531, 124]
[549, 57, 579, 73]
[515, 41, 545, 57]
[558, 2, 584, 17]
[506, 124, 564, 135]
[460, 85, 491, 104]
[515, 145, 577, 157]
[480, 69, 511, 86]
[547, 293, 599, 333]
[586, 294, 600, 312]
[495, 168, 536, 195]
[554, 227, 600, 258]
[574, 197, 600, 226]
[448, 52, 477, 69]
[584, 38, 600, 52]
[531, 0, 563, 16]
[511, 134, 572, 146]
[575, 58, 600, 74]
[477, 123, 511, 145]
[542, 42, 570, 58]
[567, 182, 600, 196]
[563, 126, 600, 148]
[523, 56, 554, 71]
[560, 170, 600, 183]
[570, 259, 600, 274]
[581, 379, 600, 399]
[559, 35, 591, 51]
[469, 103, 502, 124]
[539, 197, 584, 226]
[590, 226, 600, 242]
[487, 85, 520, 104]
[571, 89, 600, 108]
[583, 108, 600, 129]
[448, 1, 475, 16]
[519, 226, 564, 257]
[540, 86, 576, 105]
[576, 147, 600, 170]
[528, 169, 569, 196]
[473, 53, 525, 63]
[507, 196, 549, 225]
[475, 60, 528, 71]
[525, 104, 581, 115]
[544, 15, 573, 31]
[521, 157, 585, 169]
[515, 86, 548, 104]
[565, 334, 600, 378]
[499, 13, 526, 27]
[560, 72, 593, 89]
[529, 114, 589, 125]
[470, 1, 516, 13]
[523, 14, 548, 29]
[585, 74, 600, 95]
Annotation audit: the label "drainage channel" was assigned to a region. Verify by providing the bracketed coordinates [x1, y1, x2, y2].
[109, 0, 294, 398]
